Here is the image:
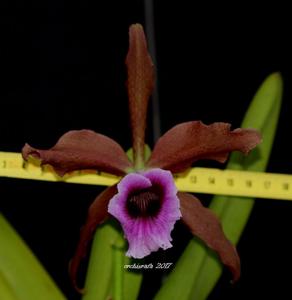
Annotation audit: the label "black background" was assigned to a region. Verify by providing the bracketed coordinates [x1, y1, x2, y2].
[1, 2, 292, 299]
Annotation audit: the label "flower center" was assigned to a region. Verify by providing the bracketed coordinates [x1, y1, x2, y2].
[127, 187, 162, 218]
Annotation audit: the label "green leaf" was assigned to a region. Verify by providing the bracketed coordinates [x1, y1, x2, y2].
[0, 214, 66, 300]
[82, 222, 142, 300]
[154, 73, 283, 300]
[0, 269, 19, 300]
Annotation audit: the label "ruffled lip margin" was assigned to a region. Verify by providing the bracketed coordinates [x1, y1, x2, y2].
[108, 168, 181, 259]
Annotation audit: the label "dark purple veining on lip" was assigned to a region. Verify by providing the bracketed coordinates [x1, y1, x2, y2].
[126, 185, 162, 218]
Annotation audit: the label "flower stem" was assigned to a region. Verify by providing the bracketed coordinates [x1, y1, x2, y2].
[144, 0, 162, 143]
[83, 222, 143, 300]
[112, 236, 125, 300]
[82, 224, 117, 300]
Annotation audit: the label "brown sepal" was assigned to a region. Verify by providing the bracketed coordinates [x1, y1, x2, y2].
[126, 24, 154, 167]
[178, 192, 240, 282]
[147, 121, 261, 173]
[22, 130, 133, 176]
[69, 185, 118, 293]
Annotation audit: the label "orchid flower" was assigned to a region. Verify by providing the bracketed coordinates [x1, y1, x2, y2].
[22, 24, 261, 292]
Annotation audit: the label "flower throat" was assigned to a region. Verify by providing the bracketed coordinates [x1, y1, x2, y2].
[127, 187, 162, 218]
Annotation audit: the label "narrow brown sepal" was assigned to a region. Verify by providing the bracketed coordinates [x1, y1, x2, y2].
[178, 192, 241, 282]
[126, 24, 154, 168]
[69, 185, 118, 293]
[147, 121, 261, 173]
[22, 130, 133, 176]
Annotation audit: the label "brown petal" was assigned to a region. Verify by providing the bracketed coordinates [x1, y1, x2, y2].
[178, 192, 240, 282]
[69, 185, 118, 293]
[126, 24, 154, 168]
[147, 121, 261, 172]
[22, 130, 133, 176]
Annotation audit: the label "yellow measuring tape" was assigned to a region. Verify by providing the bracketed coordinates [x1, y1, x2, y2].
[0, 151, 291, 201]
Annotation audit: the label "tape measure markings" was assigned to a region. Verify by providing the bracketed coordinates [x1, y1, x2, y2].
[0, 152, 291, 201]
[174, 168, 292, 200]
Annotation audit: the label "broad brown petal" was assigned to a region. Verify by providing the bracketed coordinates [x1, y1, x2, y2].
[22, 130, 133, 176]
[126, 24, 154, 168]
[178, 192, 240, 282]
[69, 185, 118, 293]
[147, 121, 261, 173]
